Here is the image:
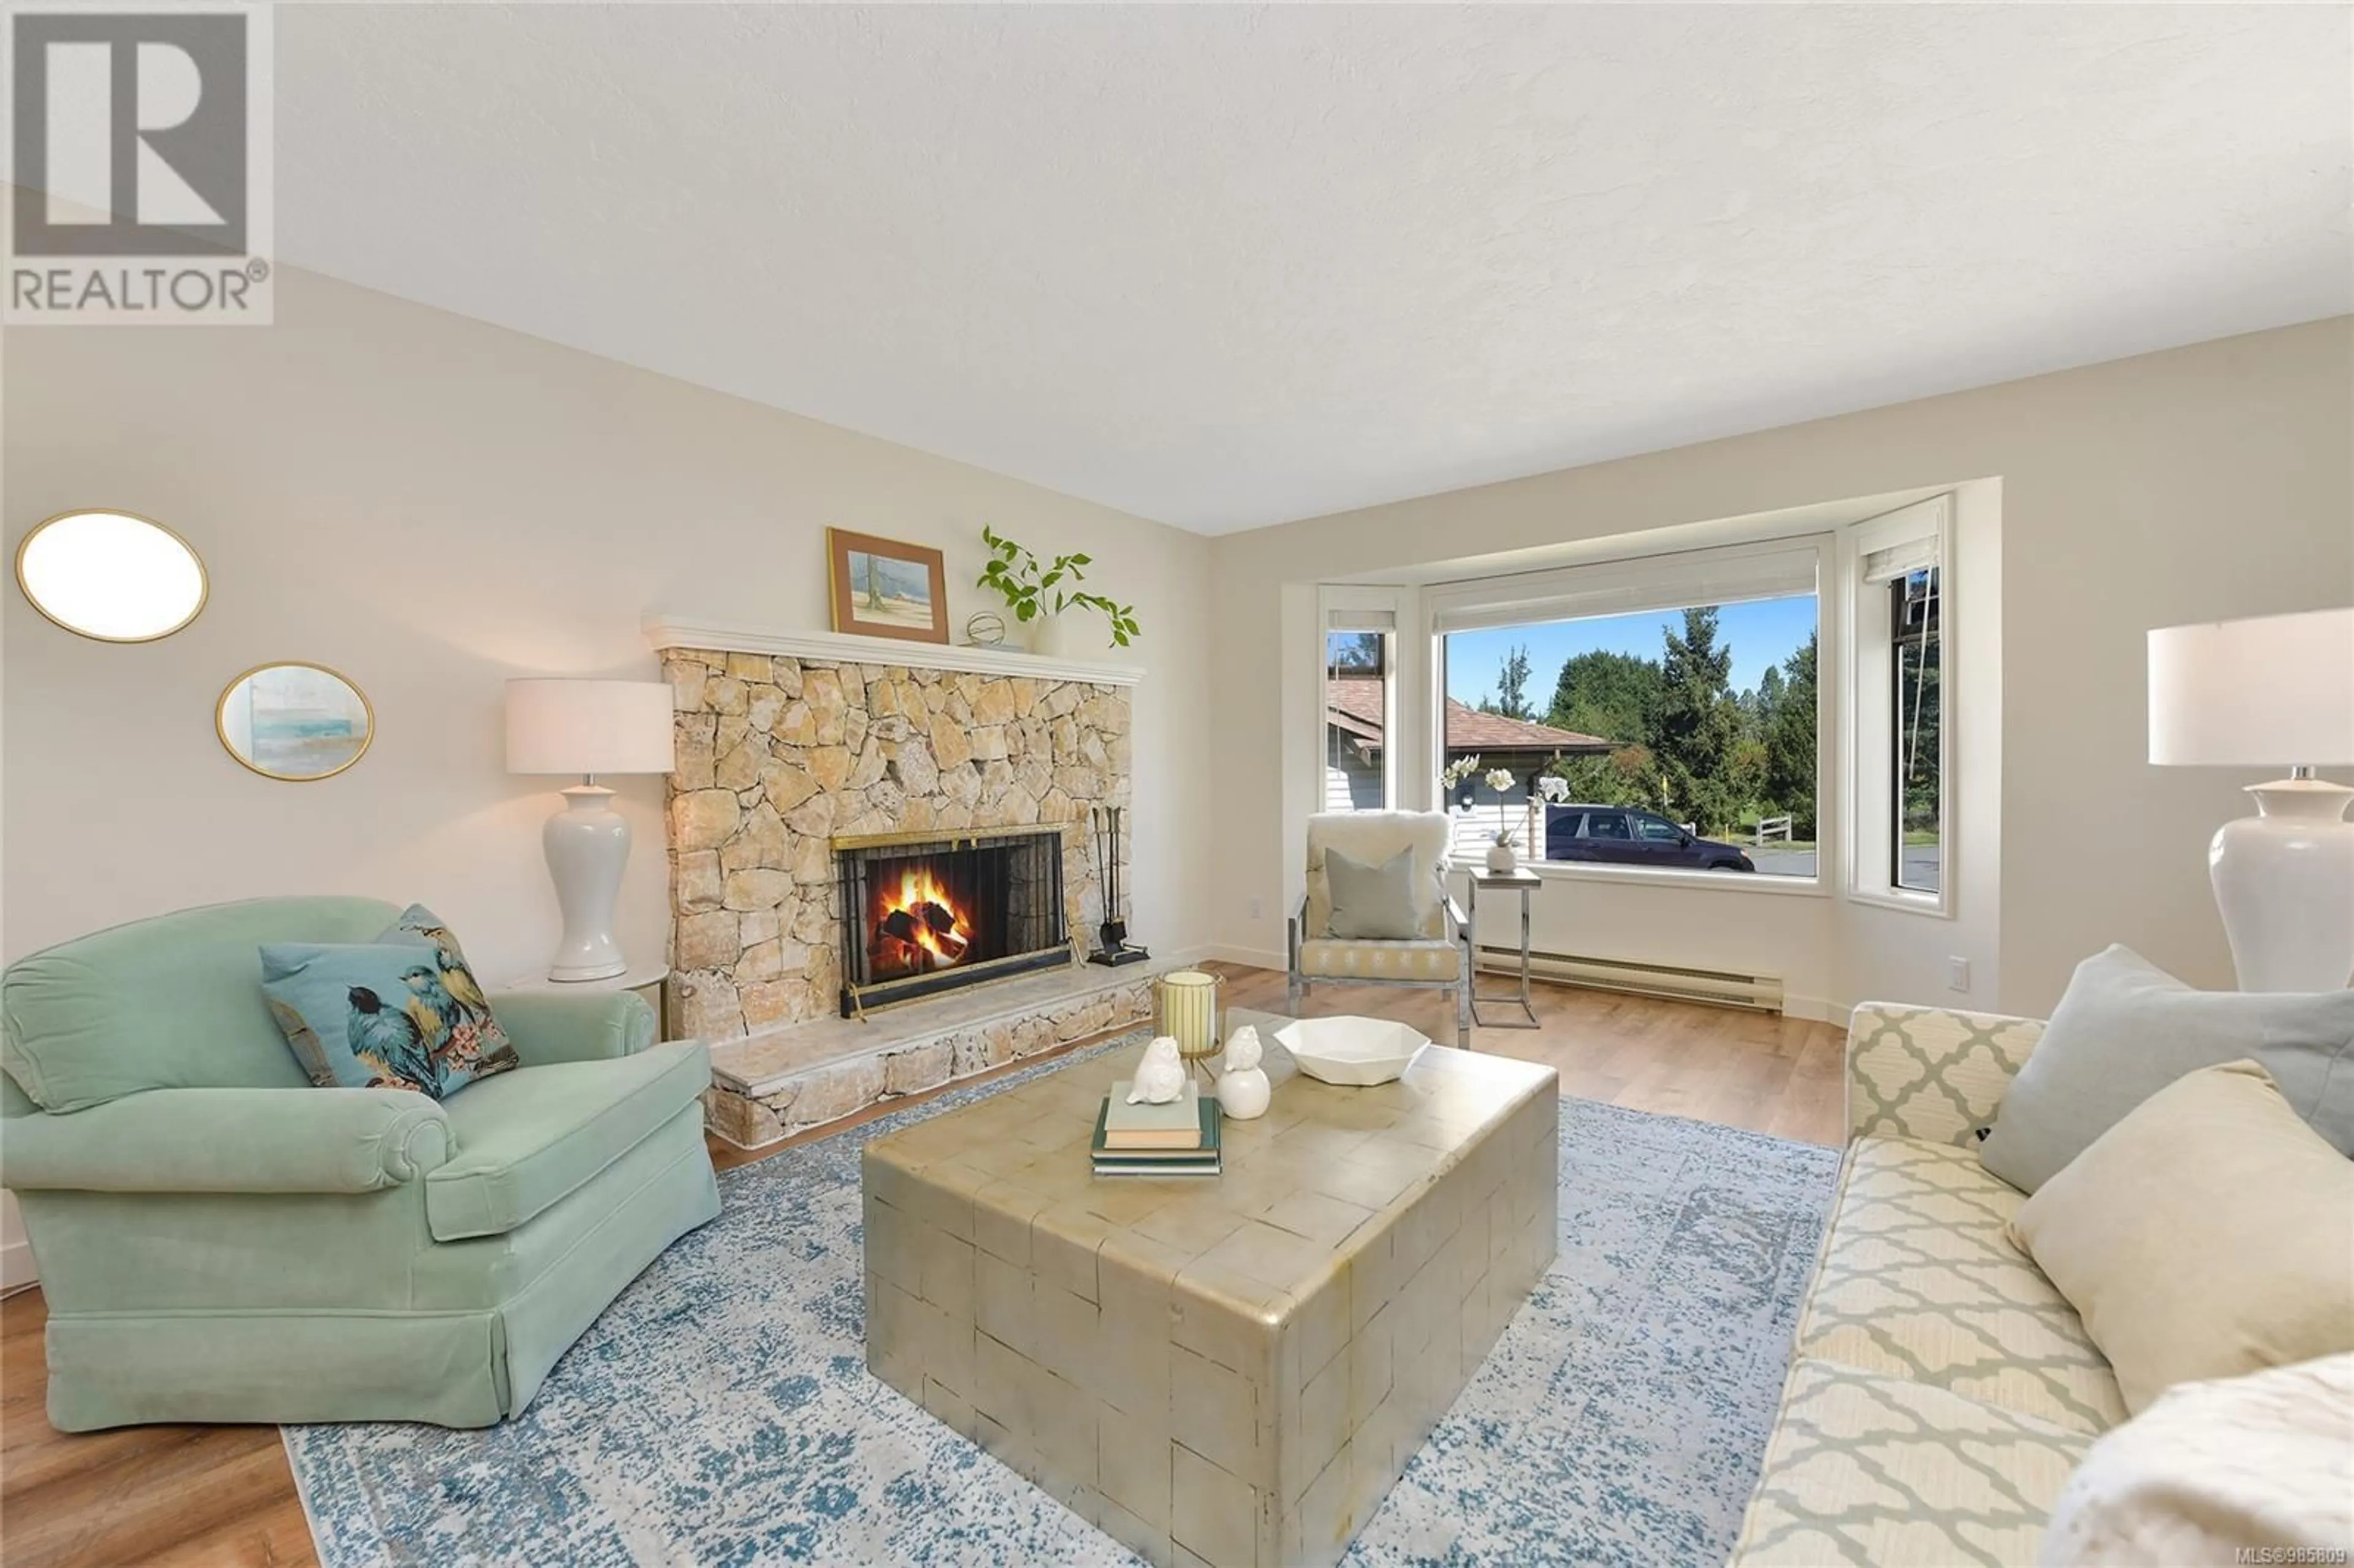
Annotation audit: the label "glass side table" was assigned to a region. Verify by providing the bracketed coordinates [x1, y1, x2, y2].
[1465, 869, 1543, 1029]
[501, 963, 674, 1040]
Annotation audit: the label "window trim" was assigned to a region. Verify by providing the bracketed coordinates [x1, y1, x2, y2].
[1499, 858, 1834, 899]
[1842, 496, 1955, 917]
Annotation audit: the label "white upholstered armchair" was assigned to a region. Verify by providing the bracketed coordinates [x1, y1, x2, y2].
[1287, 810, 1474, 1045]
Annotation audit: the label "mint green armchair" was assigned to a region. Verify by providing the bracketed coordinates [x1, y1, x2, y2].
[0, 896, 721, 1431]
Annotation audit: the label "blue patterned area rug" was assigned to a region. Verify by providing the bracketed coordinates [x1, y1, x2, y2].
[286, 1031, 1839, 1567]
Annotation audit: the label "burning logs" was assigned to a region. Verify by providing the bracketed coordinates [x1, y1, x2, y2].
[877, 899, 969, 963]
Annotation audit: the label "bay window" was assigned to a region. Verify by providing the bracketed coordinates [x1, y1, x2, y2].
[1301, 489, 1961, 911]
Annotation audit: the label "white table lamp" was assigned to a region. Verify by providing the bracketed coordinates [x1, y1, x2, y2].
[2149, 607, 2354, 991]
[506, 679, 676, 981]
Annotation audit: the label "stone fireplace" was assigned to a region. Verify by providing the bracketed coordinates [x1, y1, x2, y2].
[650, 621, 1137, 1048]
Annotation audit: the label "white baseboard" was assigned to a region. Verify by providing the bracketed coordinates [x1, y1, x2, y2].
[1181, 940, 1851, 1021]
[2, 1237, 37, 1293]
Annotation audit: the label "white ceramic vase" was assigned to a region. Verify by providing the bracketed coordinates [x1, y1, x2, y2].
[1029, 612, 1070, 658]
[2209, 777, 2354, 991]
[1485, 842, 1518, 874]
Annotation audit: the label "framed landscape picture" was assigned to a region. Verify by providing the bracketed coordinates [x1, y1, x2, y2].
[215, 661, 375, 781]
[828, 528, 950, 645]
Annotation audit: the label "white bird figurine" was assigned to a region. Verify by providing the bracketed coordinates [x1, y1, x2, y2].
[1129, 1036, 1187, 1105]
[1217, 1025, 1272, 1120]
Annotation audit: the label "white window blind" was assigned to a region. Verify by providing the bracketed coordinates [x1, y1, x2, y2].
[1854, 497, 1949, 584]
[1427, 539, 1822, 634]
[1327, 607, 1397, 631]
[1861, 536, 1938, 585]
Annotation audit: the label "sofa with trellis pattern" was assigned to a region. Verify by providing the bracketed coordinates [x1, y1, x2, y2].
[1728, 1002, 2122, 1566]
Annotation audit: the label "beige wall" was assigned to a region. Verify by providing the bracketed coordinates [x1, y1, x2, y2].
[1, 268, 1216, 983]
[1209, 318, 2353, 1018]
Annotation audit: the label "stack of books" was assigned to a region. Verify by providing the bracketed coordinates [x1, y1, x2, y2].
[1091, 1079, 1222, 1178]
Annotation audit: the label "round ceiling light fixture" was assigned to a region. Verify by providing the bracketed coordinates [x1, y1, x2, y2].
[14, 509, 209, 642]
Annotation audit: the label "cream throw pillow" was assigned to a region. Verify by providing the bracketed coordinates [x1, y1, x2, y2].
[2009, 1059, 2354, 1415]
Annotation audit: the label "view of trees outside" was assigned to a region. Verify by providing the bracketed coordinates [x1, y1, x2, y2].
[1483, 645, 1535, 718]
[1893, 569, 1943, 892]
[1455, 597, 1825, 875]
[1327, 631, 1384, 674]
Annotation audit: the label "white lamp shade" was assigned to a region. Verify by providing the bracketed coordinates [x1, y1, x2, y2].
[2148, 607, 2354, 767]
[505, 679, 676, 776]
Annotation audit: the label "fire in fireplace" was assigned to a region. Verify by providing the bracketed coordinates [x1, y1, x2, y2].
[872, 862, 972, 975]
[836, 826, 1068, 1016]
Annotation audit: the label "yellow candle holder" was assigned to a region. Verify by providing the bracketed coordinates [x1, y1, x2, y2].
[1154, 969, 1224, 1081]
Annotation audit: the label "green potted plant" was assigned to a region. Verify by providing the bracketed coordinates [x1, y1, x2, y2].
[975, 525, 1141, 655]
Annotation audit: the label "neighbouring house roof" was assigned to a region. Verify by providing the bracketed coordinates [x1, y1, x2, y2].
[1325, 677, 1613, 756]
[1325, 677, 1387, 736]
[1441, 701, 1612, 753]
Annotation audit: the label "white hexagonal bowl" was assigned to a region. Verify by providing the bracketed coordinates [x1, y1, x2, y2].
[1274, 1015, 1431, 1086]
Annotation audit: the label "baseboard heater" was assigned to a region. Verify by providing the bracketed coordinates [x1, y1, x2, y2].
[1473, 944, 1784, 1014]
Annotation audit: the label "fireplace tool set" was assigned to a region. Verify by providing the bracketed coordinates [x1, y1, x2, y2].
[1088, 804, 1149, 967]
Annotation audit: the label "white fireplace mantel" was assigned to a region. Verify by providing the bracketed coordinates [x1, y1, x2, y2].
[642, 614, 1141, 688]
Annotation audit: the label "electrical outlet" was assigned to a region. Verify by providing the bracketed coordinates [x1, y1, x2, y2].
[1947, 957, 1971, 993]
[1248, 895, 1264, 921]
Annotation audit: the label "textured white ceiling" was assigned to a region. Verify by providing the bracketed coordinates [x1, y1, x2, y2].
[273, 4, 2353, 534]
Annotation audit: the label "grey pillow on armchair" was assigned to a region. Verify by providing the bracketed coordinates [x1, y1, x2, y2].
[1323, 847, 1424, 940]
[1977, 944, 2354, 1193]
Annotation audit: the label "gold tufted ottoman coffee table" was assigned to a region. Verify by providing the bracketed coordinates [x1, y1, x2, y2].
[861, 1010, 1559, 1567]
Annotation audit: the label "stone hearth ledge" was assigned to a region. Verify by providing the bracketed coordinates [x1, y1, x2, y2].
[700, 956, 1189, 1149]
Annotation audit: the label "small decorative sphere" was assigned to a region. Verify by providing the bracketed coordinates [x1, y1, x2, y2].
[964, 611, 1007, 647]
[1218, 1066, 1271, 1120]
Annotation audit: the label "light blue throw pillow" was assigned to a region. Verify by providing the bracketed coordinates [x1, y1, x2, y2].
[259, 905, 518, 1098]
[1978, 945, 2354, 1193]
[1324, 847, 1423, 940]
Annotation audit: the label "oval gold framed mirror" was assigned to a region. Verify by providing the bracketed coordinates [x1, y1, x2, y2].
[216, 662, 375, 782]
[15, 509, 208, 642]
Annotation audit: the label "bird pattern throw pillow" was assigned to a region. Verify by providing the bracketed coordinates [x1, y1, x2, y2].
[259, 905, 520, 1098]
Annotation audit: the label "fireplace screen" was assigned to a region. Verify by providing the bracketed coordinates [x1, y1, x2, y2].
[835, 827, 1068, 1015]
